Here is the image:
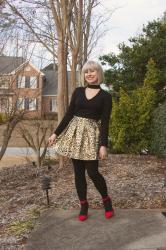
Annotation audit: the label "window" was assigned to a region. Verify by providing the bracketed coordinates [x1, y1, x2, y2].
[30, 76, 37, 88]
[17, 97, 25, 110]
[50, 98, 56, 112]
[16, 98, 37, 111]
[0, 98, 7, 112]
[29, 98, 37, 110]
[0, 76, 10, 89]
[0, 98, 13, 112]
[17, 76, 25, 88]
[17, 76, 37, 88]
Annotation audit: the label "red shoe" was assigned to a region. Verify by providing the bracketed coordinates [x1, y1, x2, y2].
[78, 200, 89, 221]
[102, 195, 115, 219]
[105, 208, 115, 219]
[78, 214, 88, 221]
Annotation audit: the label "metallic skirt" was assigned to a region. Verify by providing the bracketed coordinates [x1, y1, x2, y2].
[51, 115, 101, 160]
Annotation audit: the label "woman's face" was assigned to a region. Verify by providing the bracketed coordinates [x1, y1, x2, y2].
[84, 68, 98, 84]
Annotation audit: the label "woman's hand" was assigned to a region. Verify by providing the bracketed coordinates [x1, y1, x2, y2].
[99, 146, 108, 160]
[48, 133, 57, 146]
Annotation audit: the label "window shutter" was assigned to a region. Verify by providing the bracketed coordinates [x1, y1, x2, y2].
[25, 98, 29, 110]
[36, 98, 38, 110]
[50, 99, 52, 111]
[16, 77, 18, 88]
[25, 76, 30, 88]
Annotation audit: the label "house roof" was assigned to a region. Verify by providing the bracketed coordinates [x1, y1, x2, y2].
[41, 68, 75, 96]
[42, 70, 58, 95]
[0, 57, 79, 96]
[42, 63, 58, 71]
[0, 56, 26, 74]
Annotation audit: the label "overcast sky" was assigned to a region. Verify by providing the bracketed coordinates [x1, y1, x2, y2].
[91, 0, 165, 61]
[27, 0, 165, 68]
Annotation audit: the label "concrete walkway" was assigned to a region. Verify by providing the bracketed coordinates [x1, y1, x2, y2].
[25, 208, 166, 250]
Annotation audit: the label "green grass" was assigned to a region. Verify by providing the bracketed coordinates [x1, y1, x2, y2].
[6, 206, 43, 236]
[7, 220, 35, 236]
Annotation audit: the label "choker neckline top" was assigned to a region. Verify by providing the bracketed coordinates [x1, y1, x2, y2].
[87, 84, 101, 89]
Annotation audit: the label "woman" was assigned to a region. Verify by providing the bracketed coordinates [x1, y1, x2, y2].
[48, 60, 114, 221]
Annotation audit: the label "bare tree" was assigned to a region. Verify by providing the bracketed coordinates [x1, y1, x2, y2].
[3, 0, 112, 167]
[0, 66, 43, 161]
[4, 0, 111, 109]
[17, 119, 53, 168]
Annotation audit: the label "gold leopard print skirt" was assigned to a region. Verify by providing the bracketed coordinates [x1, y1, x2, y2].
[51, 116, 101, 160]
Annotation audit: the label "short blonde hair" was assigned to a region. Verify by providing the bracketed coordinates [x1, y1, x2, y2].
[81, 60, 104, 86]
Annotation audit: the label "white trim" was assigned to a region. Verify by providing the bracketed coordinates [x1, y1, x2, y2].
[10, 61, 45, 76]
[17, 75, 25, 88]
[29, 97, 37, 110]
[28, 62, 45, 76]
[50, 98, 56, 112]
[10, 61, 28, 74]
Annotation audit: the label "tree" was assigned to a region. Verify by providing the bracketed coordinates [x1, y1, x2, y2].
[0, 68, 43, 161]
[100, 16, 166, 104]
[17, 119, 54, 168]
[4, 0, 111, 167]
[149, 101, 166, 158]
[109, 59, 158, 153]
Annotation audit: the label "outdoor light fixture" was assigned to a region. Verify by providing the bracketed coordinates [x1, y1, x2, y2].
[41, 175, 51, 206]
[47, 164, 52, 171]
[32, 161, 36, 167]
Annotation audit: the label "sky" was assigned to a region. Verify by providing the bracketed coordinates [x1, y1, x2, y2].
[91, 0, 165, 61]
[7, 0, 164, 68]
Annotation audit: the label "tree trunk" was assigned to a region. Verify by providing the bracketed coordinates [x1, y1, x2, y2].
[64, 38, 69, 110]
[36, 149, 41, 168]
[70, 51, 77, 92]
[57, 36, 67, 122]
[0, 117, 21, 161]
[57, 34, 68, 168]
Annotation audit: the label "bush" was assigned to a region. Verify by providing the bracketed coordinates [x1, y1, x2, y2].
[109, 59, 158, 154]
[149, 101, 166, 158]
[0, 112, 7, 124]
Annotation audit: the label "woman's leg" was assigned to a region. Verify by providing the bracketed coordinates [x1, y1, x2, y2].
[71, 158, 89, 221]
[85, 160, 108, 197]
[85, 160, 114, 218]
[71, 158, 87, 200]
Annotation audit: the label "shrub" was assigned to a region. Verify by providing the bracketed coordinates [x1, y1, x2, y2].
[149, 101, 166, 158]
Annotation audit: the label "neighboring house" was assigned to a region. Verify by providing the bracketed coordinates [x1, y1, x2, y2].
[42, 65, 58, 115]
[0, 55, 44, 118]
[0, 56, 75, 119]
[41, 63, 74, 116]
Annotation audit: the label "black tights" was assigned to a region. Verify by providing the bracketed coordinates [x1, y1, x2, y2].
[71, 158, 108, 201]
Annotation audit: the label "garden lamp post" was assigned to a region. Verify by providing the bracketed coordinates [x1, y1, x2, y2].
[41, 175, 51, 206]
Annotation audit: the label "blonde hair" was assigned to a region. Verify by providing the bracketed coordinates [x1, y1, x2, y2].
[81, 60, 104, 86]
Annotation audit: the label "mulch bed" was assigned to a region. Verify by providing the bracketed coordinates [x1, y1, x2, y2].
[0, 154, 166, 249]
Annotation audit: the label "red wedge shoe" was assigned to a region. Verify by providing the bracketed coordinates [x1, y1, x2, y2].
[102, 195, 115, 219]
[78, 200, 89, 221]
[105, 208, 115, 219]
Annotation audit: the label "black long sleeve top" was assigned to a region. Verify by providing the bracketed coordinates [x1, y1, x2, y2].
[54, 86, 112, 147]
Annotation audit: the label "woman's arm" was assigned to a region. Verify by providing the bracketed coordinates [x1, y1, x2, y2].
[54, 88, 78, 136]
[100, 93, 112, 147]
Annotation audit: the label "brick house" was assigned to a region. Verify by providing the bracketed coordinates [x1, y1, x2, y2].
[0, 56, 44, 118]
[0, 56, 74, 119]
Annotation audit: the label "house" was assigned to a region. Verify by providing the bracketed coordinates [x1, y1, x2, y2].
[41, 63, 75, 117]
[0, 56, 74, 119]
[0, 56, 44, 118]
